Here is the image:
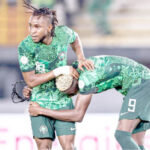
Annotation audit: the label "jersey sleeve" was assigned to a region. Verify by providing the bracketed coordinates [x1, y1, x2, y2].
[56, 26, 78, 44]
[79, 75, 122, 94]
[78, 69, 101, 94]
[18, 39, 35, 72]
[67, 27, 78, 44]
[96, 76, 122, 93]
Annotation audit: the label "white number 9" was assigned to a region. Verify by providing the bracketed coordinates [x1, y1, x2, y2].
[128, 99, 136, 112]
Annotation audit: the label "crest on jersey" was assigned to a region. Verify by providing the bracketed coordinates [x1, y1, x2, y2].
[20, 56, 28, 65]
[39, 125, 48, 135]
[79, 80, 85, 89]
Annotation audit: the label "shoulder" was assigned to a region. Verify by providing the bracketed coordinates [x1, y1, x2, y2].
[18, 36, 32, 47]
[18, 36, 36, 53]
[54, 25, 77, 44]
[55, 25, 74, 33]
[55, 25, 77, 38]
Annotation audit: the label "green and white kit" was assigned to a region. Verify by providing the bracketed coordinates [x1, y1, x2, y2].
[18, 25, 77, 110]
[75, 55, 150, 133]
[18, 26, 77, 139]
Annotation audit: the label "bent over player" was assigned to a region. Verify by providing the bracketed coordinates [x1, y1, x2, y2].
[27, 55, 150, 150]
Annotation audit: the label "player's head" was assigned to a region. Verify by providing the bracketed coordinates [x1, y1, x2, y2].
[56, 75, 79, 96]
[23, 1, 58, 43]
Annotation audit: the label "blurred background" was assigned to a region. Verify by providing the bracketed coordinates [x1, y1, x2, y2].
[0, 0, 150, 149]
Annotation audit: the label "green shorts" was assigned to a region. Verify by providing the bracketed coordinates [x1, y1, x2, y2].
[30, 102, 76, 141]
[119, 79, 150, 133]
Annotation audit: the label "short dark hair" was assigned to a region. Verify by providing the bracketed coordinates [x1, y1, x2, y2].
[23, 0, 58, 37]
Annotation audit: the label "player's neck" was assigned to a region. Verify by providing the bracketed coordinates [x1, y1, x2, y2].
[42, 35, 53, 45]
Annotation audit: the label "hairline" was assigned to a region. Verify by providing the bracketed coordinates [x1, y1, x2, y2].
[30, 15, 52, 25]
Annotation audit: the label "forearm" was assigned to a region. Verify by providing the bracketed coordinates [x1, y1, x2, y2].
[71, 36, 85, 61]
[23, 66, 71, 88]
[29, 94, 91, 122]
[39, 94, 92, 122]
[23, 71, 55, 88]
[40, 107, 81, 122]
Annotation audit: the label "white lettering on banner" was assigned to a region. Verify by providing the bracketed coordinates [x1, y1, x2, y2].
[0, 114, 150, 150]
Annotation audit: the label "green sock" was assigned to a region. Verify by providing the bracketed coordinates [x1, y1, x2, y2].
[115, 130, 140, 150]
[139, 145, 145, 150]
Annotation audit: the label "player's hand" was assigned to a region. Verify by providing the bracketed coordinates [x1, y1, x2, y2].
[28, 102, 41, 116]
[53, 66, 79, 79]
[78, 59, 94, 71]
[69, 66, 79, 79]
[23, 86, 32, 98]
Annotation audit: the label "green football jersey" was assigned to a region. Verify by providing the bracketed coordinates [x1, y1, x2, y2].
[18, 26, 77, 109]
[77, 55, 150, 95]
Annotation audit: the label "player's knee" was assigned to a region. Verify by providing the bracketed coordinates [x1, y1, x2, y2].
[62, 143, 74, 150]
[38, 144, 51, 150]
[35, 138, 52, 150]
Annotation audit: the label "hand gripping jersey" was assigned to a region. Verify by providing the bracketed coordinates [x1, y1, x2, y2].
[18, 26, 77, 109]
[76, 56, 150, 95]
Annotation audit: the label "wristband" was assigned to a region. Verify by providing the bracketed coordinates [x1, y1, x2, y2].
[53, 66, 70, 77]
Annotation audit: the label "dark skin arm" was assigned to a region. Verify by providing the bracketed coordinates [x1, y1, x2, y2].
[22, 66, 79, 88]
[29, 94, 92, 122]
[22, 37, 93, 88]
[70, 36, 94, 71]
[22, 36, 93, 88]
[22, 70, 55, 88]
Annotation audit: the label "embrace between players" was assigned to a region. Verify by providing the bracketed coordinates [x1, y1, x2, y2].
[18, 1, 150, 150]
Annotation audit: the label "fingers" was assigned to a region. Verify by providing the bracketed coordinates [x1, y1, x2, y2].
[23, 86, 32, 98]
[87, 60, 94, 70]
[27, 87, 32, 92]
[78, 64, 84, 71]
[24, 86, 32, 91]
[78, 60, 94, 71]
[24, 94, 30, 98]
[81, 60, 94, 70]
[72, 71, 79, 79]
[29, 101, 38, 106]
[29, 102, 34, 105]
[70, 67, 79, 79]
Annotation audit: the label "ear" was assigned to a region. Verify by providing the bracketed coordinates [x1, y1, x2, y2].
[48, 24, 53, 32]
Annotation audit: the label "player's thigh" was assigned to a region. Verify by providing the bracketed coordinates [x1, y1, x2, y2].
[132, 131, 146, 145]
[55, 102, 76, 149]
[117, 79, 150, 132]
[55, 119, 76, 141]
[120, 79, 150, 121]
[55, 118, 76, 149]
[116, 119, 141, 132]
[30, 115, 55, 140]
[58, 134, 75, 150]
[34, 138, 52, 150]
